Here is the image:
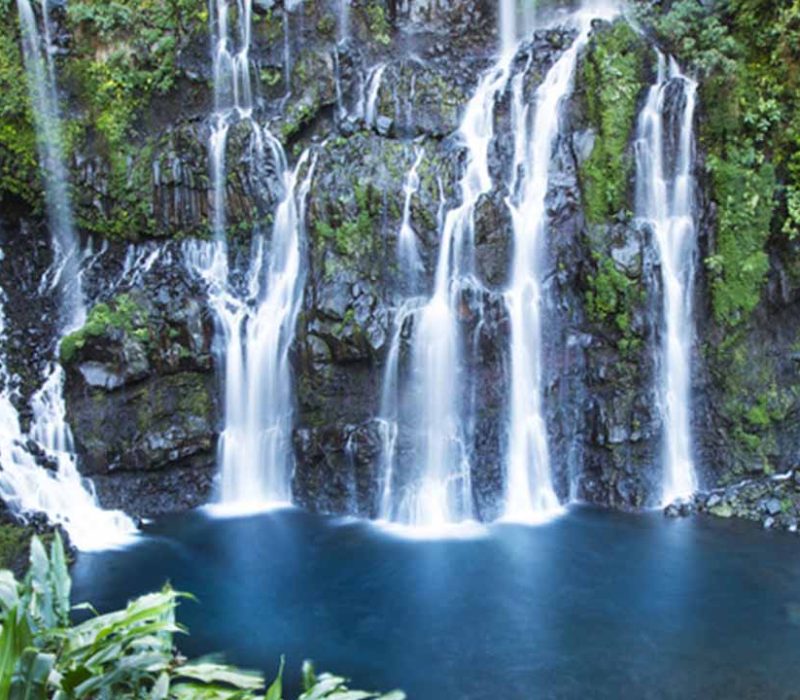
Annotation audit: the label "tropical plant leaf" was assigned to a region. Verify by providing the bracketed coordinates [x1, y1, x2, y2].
[48, 535, 71, 627]
[169, 683, 261, 700]
[301, 660, 317, 693]
[24, 537, 57, 632]
[149, 672, 169, 700]
[9, 648, 55, 700]
[0, 608, 33, 700]
[0, 571, 19, 616]
[176, 661, 264, 689]
[265, 656, 284, 700]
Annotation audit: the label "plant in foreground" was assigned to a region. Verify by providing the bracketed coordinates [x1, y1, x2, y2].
[0, 534, 404, 700]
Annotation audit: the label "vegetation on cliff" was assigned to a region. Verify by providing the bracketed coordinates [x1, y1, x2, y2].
[578, 20, 649, 226]
[634, 0, 800, 473]
[638, 0, 800, 326]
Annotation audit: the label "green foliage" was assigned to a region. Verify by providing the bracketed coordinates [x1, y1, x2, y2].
[585, 254, 643, 355]
[0, 12, 39, 206]
[0, 525, 31, 575]
[364, 3, 391, 46]
[259, 9, 284, 44]
[639, 0, 800, 327]
[316, 15, 336, 38]
[578, 21, 648, 224]
[60, 294, 150, 363]
[314, 182, 381, 257]
[704, 148, 775, 326]
[299, 662, 403, 700]
[261, 67, 283, 88]
[0, 536, 405, 700]
[64, 0, 207, 239]
[281, 100, 319, 142]
[709, 340, 792, 472]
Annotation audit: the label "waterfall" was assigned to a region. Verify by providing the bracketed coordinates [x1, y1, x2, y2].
[383, 56, 514, 528]
[188, 1, 317, 509]
[635, 55, 699, 504]
[503, 12, 611, 522]
[499, 0, 518, 55]
[500, 0, 538, 57]
[210, 0, 254, 245]
[0, 250, 134, 550]
[17, 0, 84, 329]
[397, 146, 425, 285]
[338, 0, 350, 43]
[364, 64, 387, 128]
[5, 1, 135, 548]
[355, 64, 387, 126]
[187, 142, 316, 509]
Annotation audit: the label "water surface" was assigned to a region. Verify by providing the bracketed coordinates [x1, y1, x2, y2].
[72, 506, 800, 699]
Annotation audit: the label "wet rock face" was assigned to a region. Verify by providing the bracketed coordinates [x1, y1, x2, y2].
[61, 248, 219, 518]
[7, 2, 799, 528]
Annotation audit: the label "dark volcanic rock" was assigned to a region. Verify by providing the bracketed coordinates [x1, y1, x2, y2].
[61, 252, 220, 518]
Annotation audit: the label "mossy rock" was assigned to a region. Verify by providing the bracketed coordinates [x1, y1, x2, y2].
[576, 19, 650, 225]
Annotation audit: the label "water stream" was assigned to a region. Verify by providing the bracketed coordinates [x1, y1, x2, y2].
[2, 0, 135, 548]
[635, 54, 699, 504]
[503, 10, 614, 522]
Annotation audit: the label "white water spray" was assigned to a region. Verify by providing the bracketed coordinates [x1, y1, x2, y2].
[17, 0, 84, 329]
[503, 11, 614, 522]
[389, 54, 514, 527]
[6, 1, 135, 547]
[635, 55, 699, 503]
[185, 143, 317, 508]
[0, 252, 134, 550]
[397, 146, 425, 281]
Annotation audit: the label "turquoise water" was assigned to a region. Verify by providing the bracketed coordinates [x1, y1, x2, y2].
[71, 506, 800, 699]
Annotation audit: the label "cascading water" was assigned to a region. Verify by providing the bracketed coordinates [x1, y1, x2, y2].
[3, 1, 135, 548]
[188, 1, 317, 508]
[210, 0, 254, 246]
[0, 257, 134, 549]
[187, 141, 316, 508]
[499, 0, 538, 57]
[383, 56, 515, 528]
[502, 11, 613, 522]
[338, 0, 350, 43]
[17, 0, 83, 328]
[635, 54, 699, 504]
[397, 146, 425, 285]
[378, 167, 442, 523]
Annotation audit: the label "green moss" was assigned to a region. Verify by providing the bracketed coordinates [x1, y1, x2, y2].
[63, 0, 206, 239]
[365, 2, 391, 45]
[317, 14, 336, 38]
[260, 67, 283, 88]
[585, 254, 644, 355]
[280, 99, 319, 142]
[176, 373, 212, 419]
[709, 335, 798, 473]
[60, 294, 150, 363]
[313, 180, 382, 259]
[0, 521, 31, 572]
[259, 8, 284, 43]
[578, 21, 648, 225]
